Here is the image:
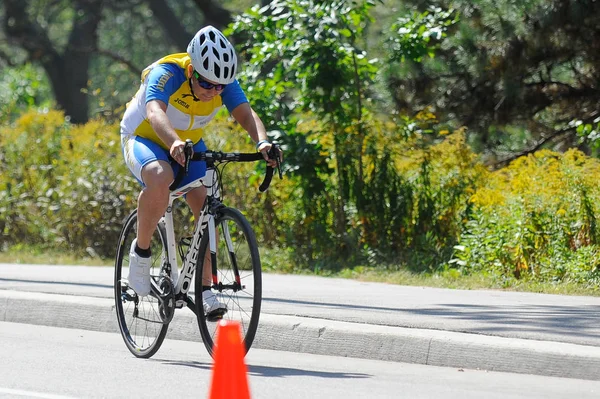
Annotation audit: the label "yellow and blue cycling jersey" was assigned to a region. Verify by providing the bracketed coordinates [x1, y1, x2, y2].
[120, 53, 247, 187]
[120, 53, 248, 148]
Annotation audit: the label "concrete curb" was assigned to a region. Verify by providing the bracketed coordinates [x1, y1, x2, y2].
[2, 289, 600, 381]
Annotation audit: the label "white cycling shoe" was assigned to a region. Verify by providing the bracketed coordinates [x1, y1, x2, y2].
[202, 290, 227, 316]
[127, 239, 152, 297]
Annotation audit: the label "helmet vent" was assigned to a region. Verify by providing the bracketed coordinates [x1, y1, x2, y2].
[212, 47, 220, 60]
[224, 66, 229, 79]
[209, 31, 216, 42]
[203, 58, 209, 70]
[199, 33, 206, 44]
[201, 46, 208, 56]
[223, 53, 229, 62]
[214, 64, 221, 77]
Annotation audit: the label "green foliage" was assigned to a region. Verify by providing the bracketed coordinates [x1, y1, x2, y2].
[362, 112, 486, 270]
[387, 6, 457, 63]
[452, 149, 600, 283]
[0, 63, 53, 123]
[2, 106, 598, 287]
[229, 0, 384, 268]
[0, 110, 137, 258]
[228, 1, 485, 271]
[574, 117, 600, 156]
[229, 0, 380, 126]
[387, 0, 600, 160]
[203, 108, 485, 272]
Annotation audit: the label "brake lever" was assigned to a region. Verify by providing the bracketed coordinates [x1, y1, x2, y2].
[276, 154, 282, 179]
[183, 139, 194, 175]
[269, 144, 283, 179]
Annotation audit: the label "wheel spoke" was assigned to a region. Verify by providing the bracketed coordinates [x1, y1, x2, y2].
[114, 212, 170, 358]
[195, 208, 262, 358]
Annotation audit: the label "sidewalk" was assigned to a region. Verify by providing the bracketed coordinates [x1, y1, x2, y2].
[2, 263, 600, 380]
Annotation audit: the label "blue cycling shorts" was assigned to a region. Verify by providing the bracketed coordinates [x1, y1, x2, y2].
[121, 135, 207, 189]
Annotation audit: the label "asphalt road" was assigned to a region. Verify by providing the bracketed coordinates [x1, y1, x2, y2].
[2, 322, 599, 399]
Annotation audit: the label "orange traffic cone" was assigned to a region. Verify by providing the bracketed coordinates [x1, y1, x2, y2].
[209, 320, 251, 399]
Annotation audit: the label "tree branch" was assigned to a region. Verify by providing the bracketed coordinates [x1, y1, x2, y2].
[492, 111, 600, 168]
[105, 0, 144, 11]
[145, 0, 193, 50]
[0, 48, 17, 67]
[95, 48, 142, 76]
[189, 0, 232, 31]
[4, 0, 62, 71]
[66, 0, 103, 56]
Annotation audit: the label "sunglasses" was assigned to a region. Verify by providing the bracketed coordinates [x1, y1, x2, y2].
[192, 71, 226, 91]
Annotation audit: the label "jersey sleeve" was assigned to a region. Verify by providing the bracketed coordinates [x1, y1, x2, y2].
[145, 63, 186, 104]
[220, 80, 249, 112]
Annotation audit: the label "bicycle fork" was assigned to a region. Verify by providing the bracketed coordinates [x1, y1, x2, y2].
[213, 220, 244, 292]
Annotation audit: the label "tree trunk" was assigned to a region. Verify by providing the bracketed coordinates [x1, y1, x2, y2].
[64, 0, 104, 123]
[4, 0, 104, 124]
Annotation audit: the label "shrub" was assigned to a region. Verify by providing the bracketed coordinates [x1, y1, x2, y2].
[3, 108, 598, 285]
[206, 112, 487, 272]
[0, 110, 137, 258]
[452, 149, 600, 282]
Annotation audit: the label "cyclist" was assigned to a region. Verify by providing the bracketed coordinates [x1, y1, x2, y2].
[120, 25, 278, 317]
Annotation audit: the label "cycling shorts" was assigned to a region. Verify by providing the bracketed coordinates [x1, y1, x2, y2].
[121, 135, 207, 189]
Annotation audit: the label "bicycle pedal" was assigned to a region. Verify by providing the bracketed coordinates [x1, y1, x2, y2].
[120, 281, 137, 302]
[206, 309, 227, 322]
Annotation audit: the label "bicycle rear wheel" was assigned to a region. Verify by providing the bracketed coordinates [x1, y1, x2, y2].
[114, 210, 169, 358]
[195, 207, 262, 357]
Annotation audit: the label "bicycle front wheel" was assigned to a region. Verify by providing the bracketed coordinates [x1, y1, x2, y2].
[114, 210, 169, 358]
[195, 207, 262, 357]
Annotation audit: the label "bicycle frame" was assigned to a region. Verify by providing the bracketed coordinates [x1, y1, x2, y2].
[159, 168, 220, 298]
[148, 146, 280, 311]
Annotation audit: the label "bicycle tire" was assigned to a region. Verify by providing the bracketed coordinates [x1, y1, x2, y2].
[194, 207, 262, 357]
[114, 210, 170, 358]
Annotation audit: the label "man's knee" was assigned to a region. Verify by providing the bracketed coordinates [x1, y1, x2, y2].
[142, 161, 173, 189]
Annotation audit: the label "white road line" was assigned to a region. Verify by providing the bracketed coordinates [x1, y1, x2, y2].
[0, 387, 75, 399]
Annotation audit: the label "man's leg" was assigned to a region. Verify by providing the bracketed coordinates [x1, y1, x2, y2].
[126, 160, 173, 296]
[137, 160, 174, 248]
[121, 134, 173, 296]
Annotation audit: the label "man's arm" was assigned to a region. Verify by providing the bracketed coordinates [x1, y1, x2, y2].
[146, 99, 186, 165]
[230, 102, 269, 145]
[231, 102, 280, 166]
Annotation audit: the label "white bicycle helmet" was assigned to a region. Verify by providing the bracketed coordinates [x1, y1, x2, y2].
[187, 25, 237, 85]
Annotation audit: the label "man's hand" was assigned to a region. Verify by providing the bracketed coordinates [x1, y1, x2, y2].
[170, 139, 188, 166]
[257, 141, 282, 168]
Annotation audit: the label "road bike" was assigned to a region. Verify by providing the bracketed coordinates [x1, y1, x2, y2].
[114, 140, 281, 358]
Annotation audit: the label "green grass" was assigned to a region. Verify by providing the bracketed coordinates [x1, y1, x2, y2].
[0, 245, 112, 267]
[2, 246, 599, 296]
[330, 266, 600, 297]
